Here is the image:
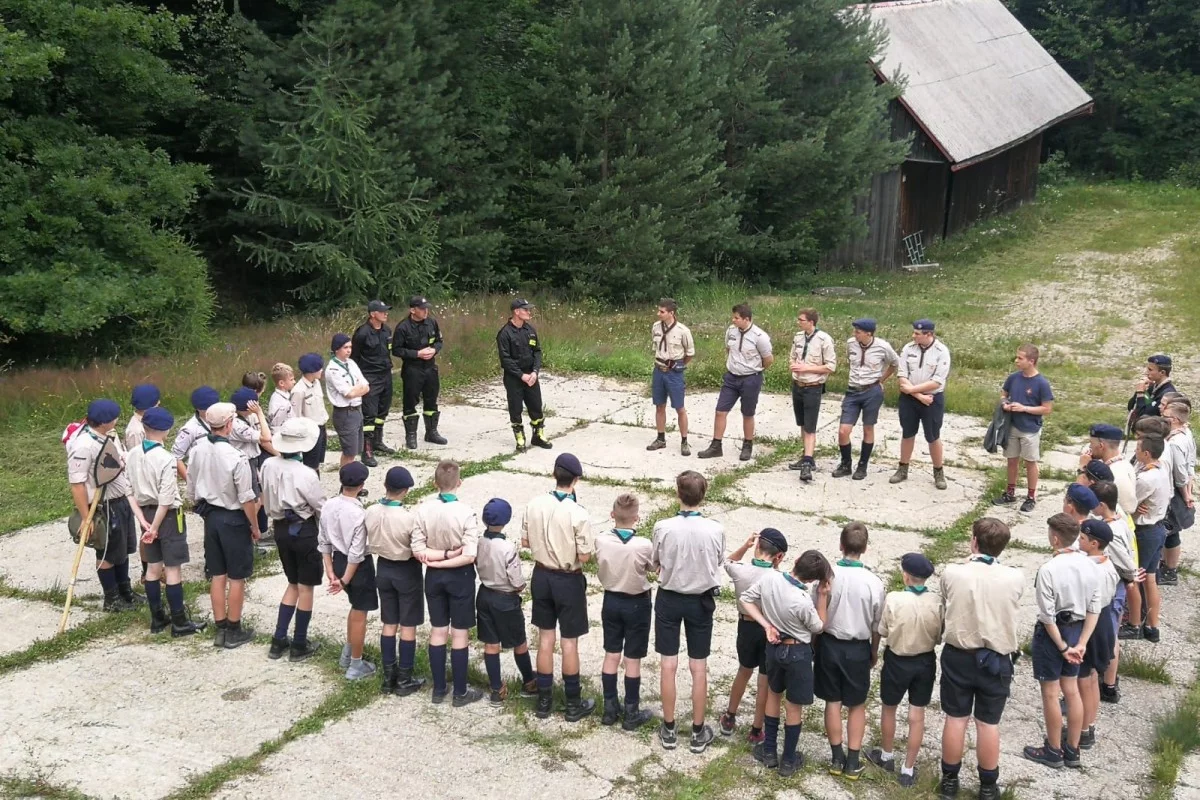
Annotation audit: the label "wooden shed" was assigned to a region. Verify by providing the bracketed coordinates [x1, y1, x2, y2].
[825, 0, 1093, 269]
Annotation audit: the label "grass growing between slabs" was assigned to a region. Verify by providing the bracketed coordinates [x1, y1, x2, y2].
[1146, 662, 1200, 800]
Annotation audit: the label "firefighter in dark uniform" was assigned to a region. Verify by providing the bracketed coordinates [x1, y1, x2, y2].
[351, 299, 396, 467]
[497, 298, 552, 451]
[391, 295, 448, 450]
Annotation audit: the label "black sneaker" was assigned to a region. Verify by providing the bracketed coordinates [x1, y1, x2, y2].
[659, 722, 678, 750]
[622, 705, 653, 731]
[778, 753, 803, 777]
[992, 491, 1017, 506]
[753, 741, 779, 769]
[268, 636, 290, 660]
[1118, 623, 1143, 640]
[1020, 497, 1038, 513]
[799, 461, 813, 482]
[690, 724, 716, 754]
[739, 441, 753, 462]
[852, 463, 868, 481]
[697, 441, 723, 459]
[978, 784, 1001, 800]
[1063, 744, 1082, 769]
[431, 690, 449, 705]
[788, 459, 805, 470]
[937, 774, 960, 799]
[829, 754, 845, 776]
[1022, 741, 1064, 769]
[602, 698, 621, 726]
[452, 687, 485, 707]
[564, 697, 596, 723]
[647, 438, 667, 451]
[898, 765, 919, 788]
[1143, 625, 1161, 643]
[831, 462, 853, 479]
[288, 639, 321, 663]
[865, 748, 895, 772]
[519, 679, 538, 699]
[1064, 725, 1096, 750]
[490, 686, 508, 708]
[1158, 566, 1179, 586]
[719, 711, 736, 737]
[223, 624, 255, 649]
[1100, 682, 1121, 703]
[842, 760, 866, 780]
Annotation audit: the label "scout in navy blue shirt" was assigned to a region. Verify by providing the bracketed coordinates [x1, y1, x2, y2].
[993, 345, 1054, 513]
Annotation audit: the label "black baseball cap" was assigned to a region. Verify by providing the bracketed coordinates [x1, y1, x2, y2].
[511, 298, 532, 311]
[367, 300, 390, 313]
[408, 296, 431, 309]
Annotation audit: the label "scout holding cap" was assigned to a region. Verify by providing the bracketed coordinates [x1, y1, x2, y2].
[719, 528, 790, 744]
[171, 385, 220, 480]
[833, 319, 899, 481]
[524, 452, 595, 721]
[365, 466, 428, 695]
[352, 300, 395, 467]
[1128, 354, 1175, 427]
[475, 497, 538, 707]
[866, 552, 942, 787]
[496, 298, 552, 451]
[993, 345, 1055, 513]
[391, 295, 448, 451]
[261, 418, 326, 663]
[320, 461, 380, 681]
[893, 319, 952, 490]
[67, 398, 147, 612]
[594, 493, 655, 730]
[326, 333, 372, 471]
[125, 384, 161, 451]
[186, 402, 260, 649]
[1074, 519, 1120, 751]
[292, 353, 329, 472]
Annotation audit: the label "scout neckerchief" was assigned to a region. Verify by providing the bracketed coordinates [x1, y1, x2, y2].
[484, 529, 506, 540]
[657, 320, 677, 356]
[751, 558, 774, 568]
[330, 357, 356, 391]
[678, 510, 702, 518]
[970, 554, 996, 565]
[438, 493, 458, 503]
[905, 585, 928, 595]
[142, 440, 162, 453]
[81, 425, 106, 445]
[837, 558, 863, 568]
[918, 336, 936, 369]
[194, 411, 211, 433]
[1052, 546, 1077, 557]
[800, 328, 819, 361]
[858, 336, 874, 367]
[284, 453, 303, 462]
[380, 498, 403, 507]
[783, 573, 808, 591]
[552, 490, 576, 502]
[1090, 554, 1109, 565]
[613, 527, 636, 543]
[207, 434, 229, 444]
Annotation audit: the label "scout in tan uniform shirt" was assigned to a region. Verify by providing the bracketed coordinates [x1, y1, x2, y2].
[647, 298, 696, 455]
[319, 462, 378, 682]
[937, 518, 1025, 800]
[524, 452, 596, 722]
[719, 528, 790, 744]
[834, 319, 899, 480]
[476, 498, 537, 706]
[414, 460, 485, 706]
[267, 363, 296, 433]
[866, 553, 942, 787]
[292, 353, 329, 472]
[126, 384, 161, 451]
[261, 417, 326, 664]
[172, 386, 220, 480]
[698, 303, 774, 462]
[787, 308, 836, 482]
[594, 494, 655, 730]
[893, 319, 952, 490]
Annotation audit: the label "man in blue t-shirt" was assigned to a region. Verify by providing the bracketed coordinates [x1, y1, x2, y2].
[993, 344, 1055, 513]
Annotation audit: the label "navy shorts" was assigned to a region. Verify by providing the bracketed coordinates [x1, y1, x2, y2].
[95, 499, 134, 566]
[814, 636, 872, 707]
[141, 505, 189, 568]
[736, 617, 768, 671]
[716, 372, 764, 417]
[1135, 522, 1166, 575]
[601, 590, 652, 658]
[840, 384, 885, 426]
[1080, 603, 1116, 677]
[766, 641, 815, 705]
[376, 557, 424, 626]
[333, 551, 378, 612]
[274, 518, 322, 586]
[1032, 621, 1083, 682]
[651, 368, 687, 410]
[476, 585, 527, 649]
[791, 384, 824, 434]
[655, 588, 715, 659]
[425, 564, 476, 629]
[203, 507, 255, 580]
[939, 644, 1012, 725]
[531, 566, 589, 639]
[880, 649, 936, 707]
[898, 392, 945, 442]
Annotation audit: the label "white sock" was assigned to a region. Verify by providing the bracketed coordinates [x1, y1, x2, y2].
[901, 764, 914, 777]
[880, 750, 894, 762]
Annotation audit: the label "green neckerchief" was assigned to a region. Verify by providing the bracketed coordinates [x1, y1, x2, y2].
[837, 558, 863, 568]
[283, 453, 303, 462]
[751, 558, 774, 568]
[82, 425, 106, 444]
[142, 440, 162, 453]
[380, 499, 403, 507]
[194, 412, 211, 432]
[971, 554, 996, 565]
[552, 490, 576, 502]
[438, 493, 458, 503]
[678, 510, 702, 518]
[905, 585, 929, 595]
[783, 573, 808, 591]
[206, 434, 228, 444]
[484, 529, 506, 540]
[613, 528, 636, 543]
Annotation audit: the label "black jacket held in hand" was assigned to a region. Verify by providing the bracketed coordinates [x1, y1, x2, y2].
[496, 321, 542, 377]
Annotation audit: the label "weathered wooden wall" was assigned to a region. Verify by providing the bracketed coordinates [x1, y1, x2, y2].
[945, 134, 1041, 236]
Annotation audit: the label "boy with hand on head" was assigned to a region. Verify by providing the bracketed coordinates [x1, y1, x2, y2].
[319, 461, 379, 681]
[414, 460, 484, 706]
[739, 549, 833, 777]
[365, 466, 428, 696]
[818, 521, 886, 780]
[1023, 513, 1102, 770]
[651, 471, 727, 753]
[1073, 519, 1120, 749]
[594, 493, 656, 730]
[1091, 480, 1142, 701]
[126, 384, 160, 451]
[1128, 435, 1171, 642]
[476, 498, 538, 706]
[173, 386, 220, 480]
[267, 363, 296, 433]
[719, 527, 790, 743]
[292, 353, 329, 472]
[867, 553, 943, 787]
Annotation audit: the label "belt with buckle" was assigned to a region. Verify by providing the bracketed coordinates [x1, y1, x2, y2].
[778, 637, 805, 646]
[536, 564, 583, 575]
[848, 381, 880, 392]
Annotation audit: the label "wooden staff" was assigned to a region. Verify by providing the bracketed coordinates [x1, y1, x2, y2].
[59, 491, 103, 633]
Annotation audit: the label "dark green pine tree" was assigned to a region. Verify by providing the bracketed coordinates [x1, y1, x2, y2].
[515, 0, 738, 301]
[714, 0, 906, 280]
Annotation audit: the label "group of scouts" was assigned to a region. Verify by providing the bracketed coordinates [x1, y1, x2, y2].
[62, 293, 1194, 800]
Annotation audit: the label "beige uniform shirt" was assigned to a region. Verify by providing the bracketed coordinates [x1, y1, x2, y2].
[185, 437, 255, 511]
[171, 413, 210, 462]
[413, 495, 481, 559]
[1134, 463, 1171, 525]
[1105, 456, 1138, 520]
[1168, 428, 1197, 490]
[651, 513, 725, 594]
[941, 557, 1025, 653]
[739, 570, 824, 643]
[877, 589, 943, 656]
[595, 529, 654, 594]
[325, 358, 366, 408]
[476, 532, 526, 593]
[652, 320, 695, 368]
[789, 329, 837, 386]
[1102, 515, 1138, 582]
[128, 442, 181, 508]
[724, 324, 772, 376]
[365, 501, 419, 561]
[292, 377, 329, 425]
[260, 456, 325, 521]
[846, 336, 899, 387]
[823, 562, 885, 641]
[318, 494, 367, 563]
[1090, 556, 1120, 609]
[1035, 550, 1103, 624]
[523, 491, 592, 571]
[725, 560, 776, 600]
[124, 414, 146, 452]
[897, 339, 951, 393]
[66, 426, 131, 502]
[229, 415, 263, 461]
[267, 390, 293, 432]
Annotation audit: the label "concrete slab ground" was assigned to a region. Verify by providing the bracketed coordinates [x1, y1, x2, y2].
[0, 597, 89, 656]
[377, 407, 580, 465]
[455, 373, 645, 423]
[0, 640, 332, 798]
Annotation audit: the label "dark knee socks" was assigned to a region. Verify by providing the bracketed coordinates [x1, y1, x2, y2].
[514, 650, 534, 684]
[484, 653, 502, 691]
[274, 603, 296, 640]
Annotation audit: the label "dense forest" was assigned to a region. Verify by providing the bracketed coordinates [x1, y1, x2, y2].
[0, 0, 1196, 361]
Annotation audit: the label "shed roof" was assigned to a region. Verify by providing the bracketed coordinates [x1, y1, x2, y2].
[860, 0, 1092, 169]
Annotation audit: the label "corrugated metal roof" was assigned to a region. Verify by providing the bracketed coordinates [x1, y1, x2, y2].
[860, 0, 1093, 168]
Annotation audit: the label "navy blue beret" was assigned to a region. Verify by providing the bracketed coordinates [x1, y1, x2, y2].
[758, 528, 789, 553]
[1080, 518, 1113, 545]
[339, 461, 369, 487]
[912, 319, 935, 332]
[190, 386, 220, 411]
[331, 333, 351, 352]
[142, 407, 175, 431]
[1066, 483, 1099, 510]
[1083, 460, 1114, 482]
[901, 552, 934, 579]
[1148, 354, 1172, 368]
[555, 453, 583, 478]
[86, 399, 120, 425]
[130, 384, 161, 411]
[852, 318, 877, 333]
[384, 466, 414, 491]
[483, 498, 513, 527]
[298, 353, 324, 374]
[230, 387, 258, 411]
[1089, 423, 1123, 441]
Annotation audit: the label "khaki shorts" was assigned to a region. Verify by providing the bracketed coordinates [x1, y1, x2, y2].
[1003, 428, 1042, 462]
